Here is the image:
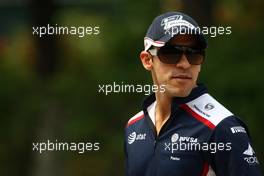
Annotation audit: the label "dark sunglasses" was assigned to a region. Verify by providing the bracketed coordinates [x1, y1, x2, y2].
[148, 45, 205, 65]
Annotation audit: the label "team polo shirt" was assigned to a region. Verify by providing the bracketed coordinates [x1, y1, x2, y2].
[124, 84, 262, 176]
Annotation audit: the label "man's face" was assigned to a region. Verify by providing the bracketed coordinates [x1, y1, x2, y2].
[143, 34, 202, 97]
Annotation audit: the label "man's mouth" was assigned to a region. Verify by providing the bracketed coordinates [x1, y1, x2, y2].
[170, 73, 192, 80]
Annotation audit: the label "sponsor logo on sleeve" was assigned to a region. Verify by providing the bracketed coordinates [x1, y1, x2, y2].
[204, 103, 215, 111]
[230, 126, 246, 134]
[243, 143, 259, 165]
[194, 104, 210, 117]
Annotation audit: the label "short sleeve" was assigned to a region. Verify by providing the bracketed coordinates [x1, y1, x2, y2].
[208, 116, 262, 176]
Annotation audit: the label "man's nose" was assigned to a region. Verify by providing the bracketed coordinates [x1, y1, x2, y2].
[175, 54, 191, 68]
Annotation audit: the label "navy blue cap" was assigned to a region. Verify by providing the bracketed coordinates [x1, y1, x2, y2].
[144, 11, 207, 51]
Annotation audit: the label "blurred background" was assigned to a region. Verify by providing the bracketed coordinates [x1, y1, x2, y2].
[0, 0, 263, 175]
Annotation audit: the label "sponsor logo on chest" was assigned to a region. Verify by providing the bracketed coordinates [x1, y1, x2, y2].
[128, 132, 146, 144]
[171, 133, 198, 143]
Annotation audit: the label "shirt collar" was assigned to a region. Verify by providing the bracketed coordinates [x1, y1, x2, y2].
[142, 83, 208, 113]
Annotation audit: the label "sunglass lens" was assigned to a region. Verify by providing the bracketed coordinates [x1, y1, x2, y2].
[158, 47, 182, 64]
[158, 46, 205, 65]
[186, 50, 205, 65]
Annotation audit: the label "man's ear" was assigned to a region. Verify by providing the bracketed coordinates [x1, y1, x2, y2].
[140, 51, 153, 71]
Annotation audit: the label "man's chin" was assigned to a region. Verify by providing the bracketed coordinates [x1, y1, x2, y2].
[165, 87, 192, 98]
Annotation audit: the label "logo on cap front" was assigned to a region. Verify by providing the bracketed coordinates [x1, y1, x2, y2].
[161, 15, 195, 31]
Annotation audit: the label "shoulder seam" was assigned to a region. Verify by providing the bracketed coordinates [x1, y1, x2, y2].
[182, 93, 233, 129]
[126, 111, 144, 127]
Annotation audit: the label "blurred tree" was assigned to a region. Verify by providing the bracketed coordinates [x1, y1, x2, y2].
[160, 0, 214, 25]
[29, 1, 63, 176]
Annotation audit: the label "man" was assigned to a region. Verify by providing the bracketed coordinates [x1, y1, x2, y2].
[124, 11, 262, 176]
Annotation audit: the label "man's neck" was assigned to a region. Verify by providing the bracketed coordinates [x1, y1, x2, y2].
[155, 92, 172, 135]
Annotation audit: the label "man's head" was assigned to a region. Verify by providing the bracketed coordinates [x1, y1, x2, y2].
[140, 12, 207, 97]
